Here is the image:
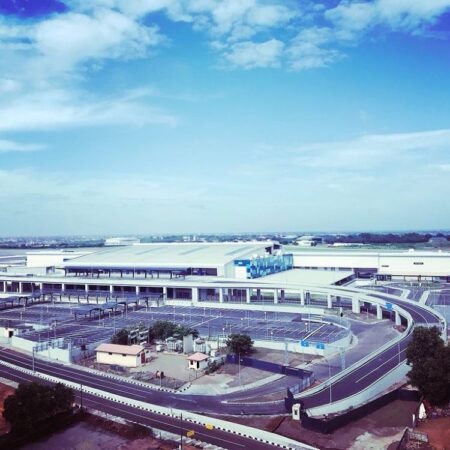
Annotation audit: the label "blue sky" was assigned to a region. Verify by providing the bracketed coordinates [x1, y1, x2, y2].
[1, 0, 450, 236]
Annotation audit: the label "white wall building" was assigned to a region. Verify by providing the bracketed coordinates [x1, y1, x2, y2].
[187, 352, 209, 371]
[104, 237, 141, 246]
[292, 250, 450, 281]
[95, 343, 148, 368]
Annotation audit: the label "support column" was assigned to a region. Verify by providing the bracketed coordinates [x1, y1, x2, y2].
[219, 288, 223, 303]
[19, 282, 23, 293]
[135, 286, 140, 296]
[352, 297, 360, 314]
[327, 294, 332, 309]
[300, 291, 305, 306]
[246, 289, 250, 304]
[109, 285, 113, 294]
[192, 288, 199, 305]
[163, 286, 167, 300]
[274, 289, 278, 304]
[395, 311, 401, 326]
[280, 290, 285, 303]
[376, 304, 382, 320]
[256, 289, 261, 302]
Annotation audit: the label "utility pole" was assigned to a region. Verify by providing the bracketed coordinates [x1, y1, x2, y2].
[180, 412, 183, 450]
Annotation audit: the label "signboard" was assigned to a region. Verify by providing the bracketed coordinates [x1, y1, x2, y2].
[205, 424, 214, 430]
[187, 430, 195, 438]
[300, 340, 309, 347]
[316, 342, 325, 350]
[386, 302, 393, 311]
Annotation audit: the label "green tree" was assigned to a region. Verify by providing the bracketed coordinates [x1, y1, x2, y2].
[406, 326, 450, 406]
[175, 325, 199, 338]
[111, 328, 129, 345]
[3, 382, 74, 433]
[149, 320, 177, 340]
[226, 333, 254, 356]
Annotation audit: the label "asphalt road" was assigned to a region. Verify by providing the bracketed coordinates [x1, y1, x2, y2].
[0, 364, 287, 450]
[0, 347, 287, 414]
[298, 290, 442, 409]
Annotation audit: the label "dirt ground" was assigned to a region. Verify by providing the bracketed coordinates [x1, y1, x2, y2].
[416, 417, 450, 450]
[0, 382, 15, 435]
[219, 399, 420, 450]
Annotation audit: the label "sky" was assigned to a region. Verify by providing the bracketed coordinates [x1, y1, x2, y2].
[0, 0, 450, 236]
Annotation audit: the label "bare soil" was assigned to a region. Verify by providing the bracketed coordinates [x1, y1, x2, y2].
[417, 417, 450, 450]
[217, 399, 420, 450]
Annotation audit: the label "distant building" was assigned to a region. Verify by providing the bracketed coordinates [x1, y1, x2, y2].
[295, 235, 323, 247]
[104, 237, 140, 246]
[95, 343, 148, 367]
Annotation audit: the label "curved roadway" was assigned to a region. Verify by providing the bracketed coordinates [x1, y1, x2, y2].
[0, 284, 445, 417]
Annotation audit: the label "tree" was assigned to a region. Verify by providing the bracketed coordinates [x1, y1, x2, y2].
[3, 382, 74, 433]
[406, 326, 450, 406]
[175, 325, 199, 338]
[226, 333, 254, 356]
[111, 328, 129, 345]
[149, 320, 177, 340]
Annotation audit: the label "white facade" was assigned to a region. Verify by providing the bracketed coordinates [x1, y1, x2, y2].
[292, 250, 450, 279]
[104, 237, 140, 246]
[96, 344, 147, 368]
[27, 250, 93, 268]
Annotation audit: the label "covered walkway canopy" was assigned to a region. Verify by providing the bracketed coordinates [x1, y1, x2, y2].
[64, 266, 189, 279]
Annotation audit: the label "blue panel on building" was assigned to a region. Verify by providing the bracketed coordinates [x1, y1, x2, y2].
[234, 253, 293, 279]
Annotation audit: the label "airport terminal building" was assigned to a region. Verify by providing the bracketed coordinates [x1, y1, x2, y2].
[0, 243, 449, 304]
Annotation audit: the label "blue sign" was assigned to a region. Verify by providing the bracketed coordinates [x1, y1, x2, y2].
[316, 342, 325, 350]
[300, 340, 309, 347]
[386, 302, 393, 310]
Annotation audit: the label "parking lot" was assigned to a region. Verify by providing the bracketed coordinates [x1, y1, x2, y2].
[0, 302, 348, 347]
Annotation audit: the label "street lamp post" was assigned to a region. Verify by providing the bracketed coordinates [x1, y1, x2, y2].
[238, 352, 242, 387]
[328, 360, 332, 405]
[180, 412, 184, 450]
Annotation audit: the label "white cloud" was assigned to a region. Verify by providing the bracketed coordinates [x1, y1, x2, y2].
[224, 39, 284, 69]
[0, 79, 21, 94]
[326, 0, 450, 38]
[288, 27, 342, 70]
[33, 9, 163, 73]
[0, 87, 177, 131]
[432, 163, 450, 172]
[294, 129, 450, 170]
[0, 140, 45, 153]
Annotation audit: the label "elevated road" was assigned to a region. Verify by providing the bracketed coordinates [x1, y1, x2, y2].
[295, 287, 444, 414]
[0, 283, 446, 421]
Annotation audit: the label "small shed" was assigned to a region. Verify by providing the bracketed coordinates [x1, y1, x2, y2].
[95, 343, 148, 368]
[187, 352, 209, 371]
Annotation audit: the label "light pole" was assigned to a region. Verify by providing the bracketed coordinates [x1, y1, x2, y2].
[238, 352, 242, 387]
[328, 361, 332, 405]
[180, 412, 184, 450]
